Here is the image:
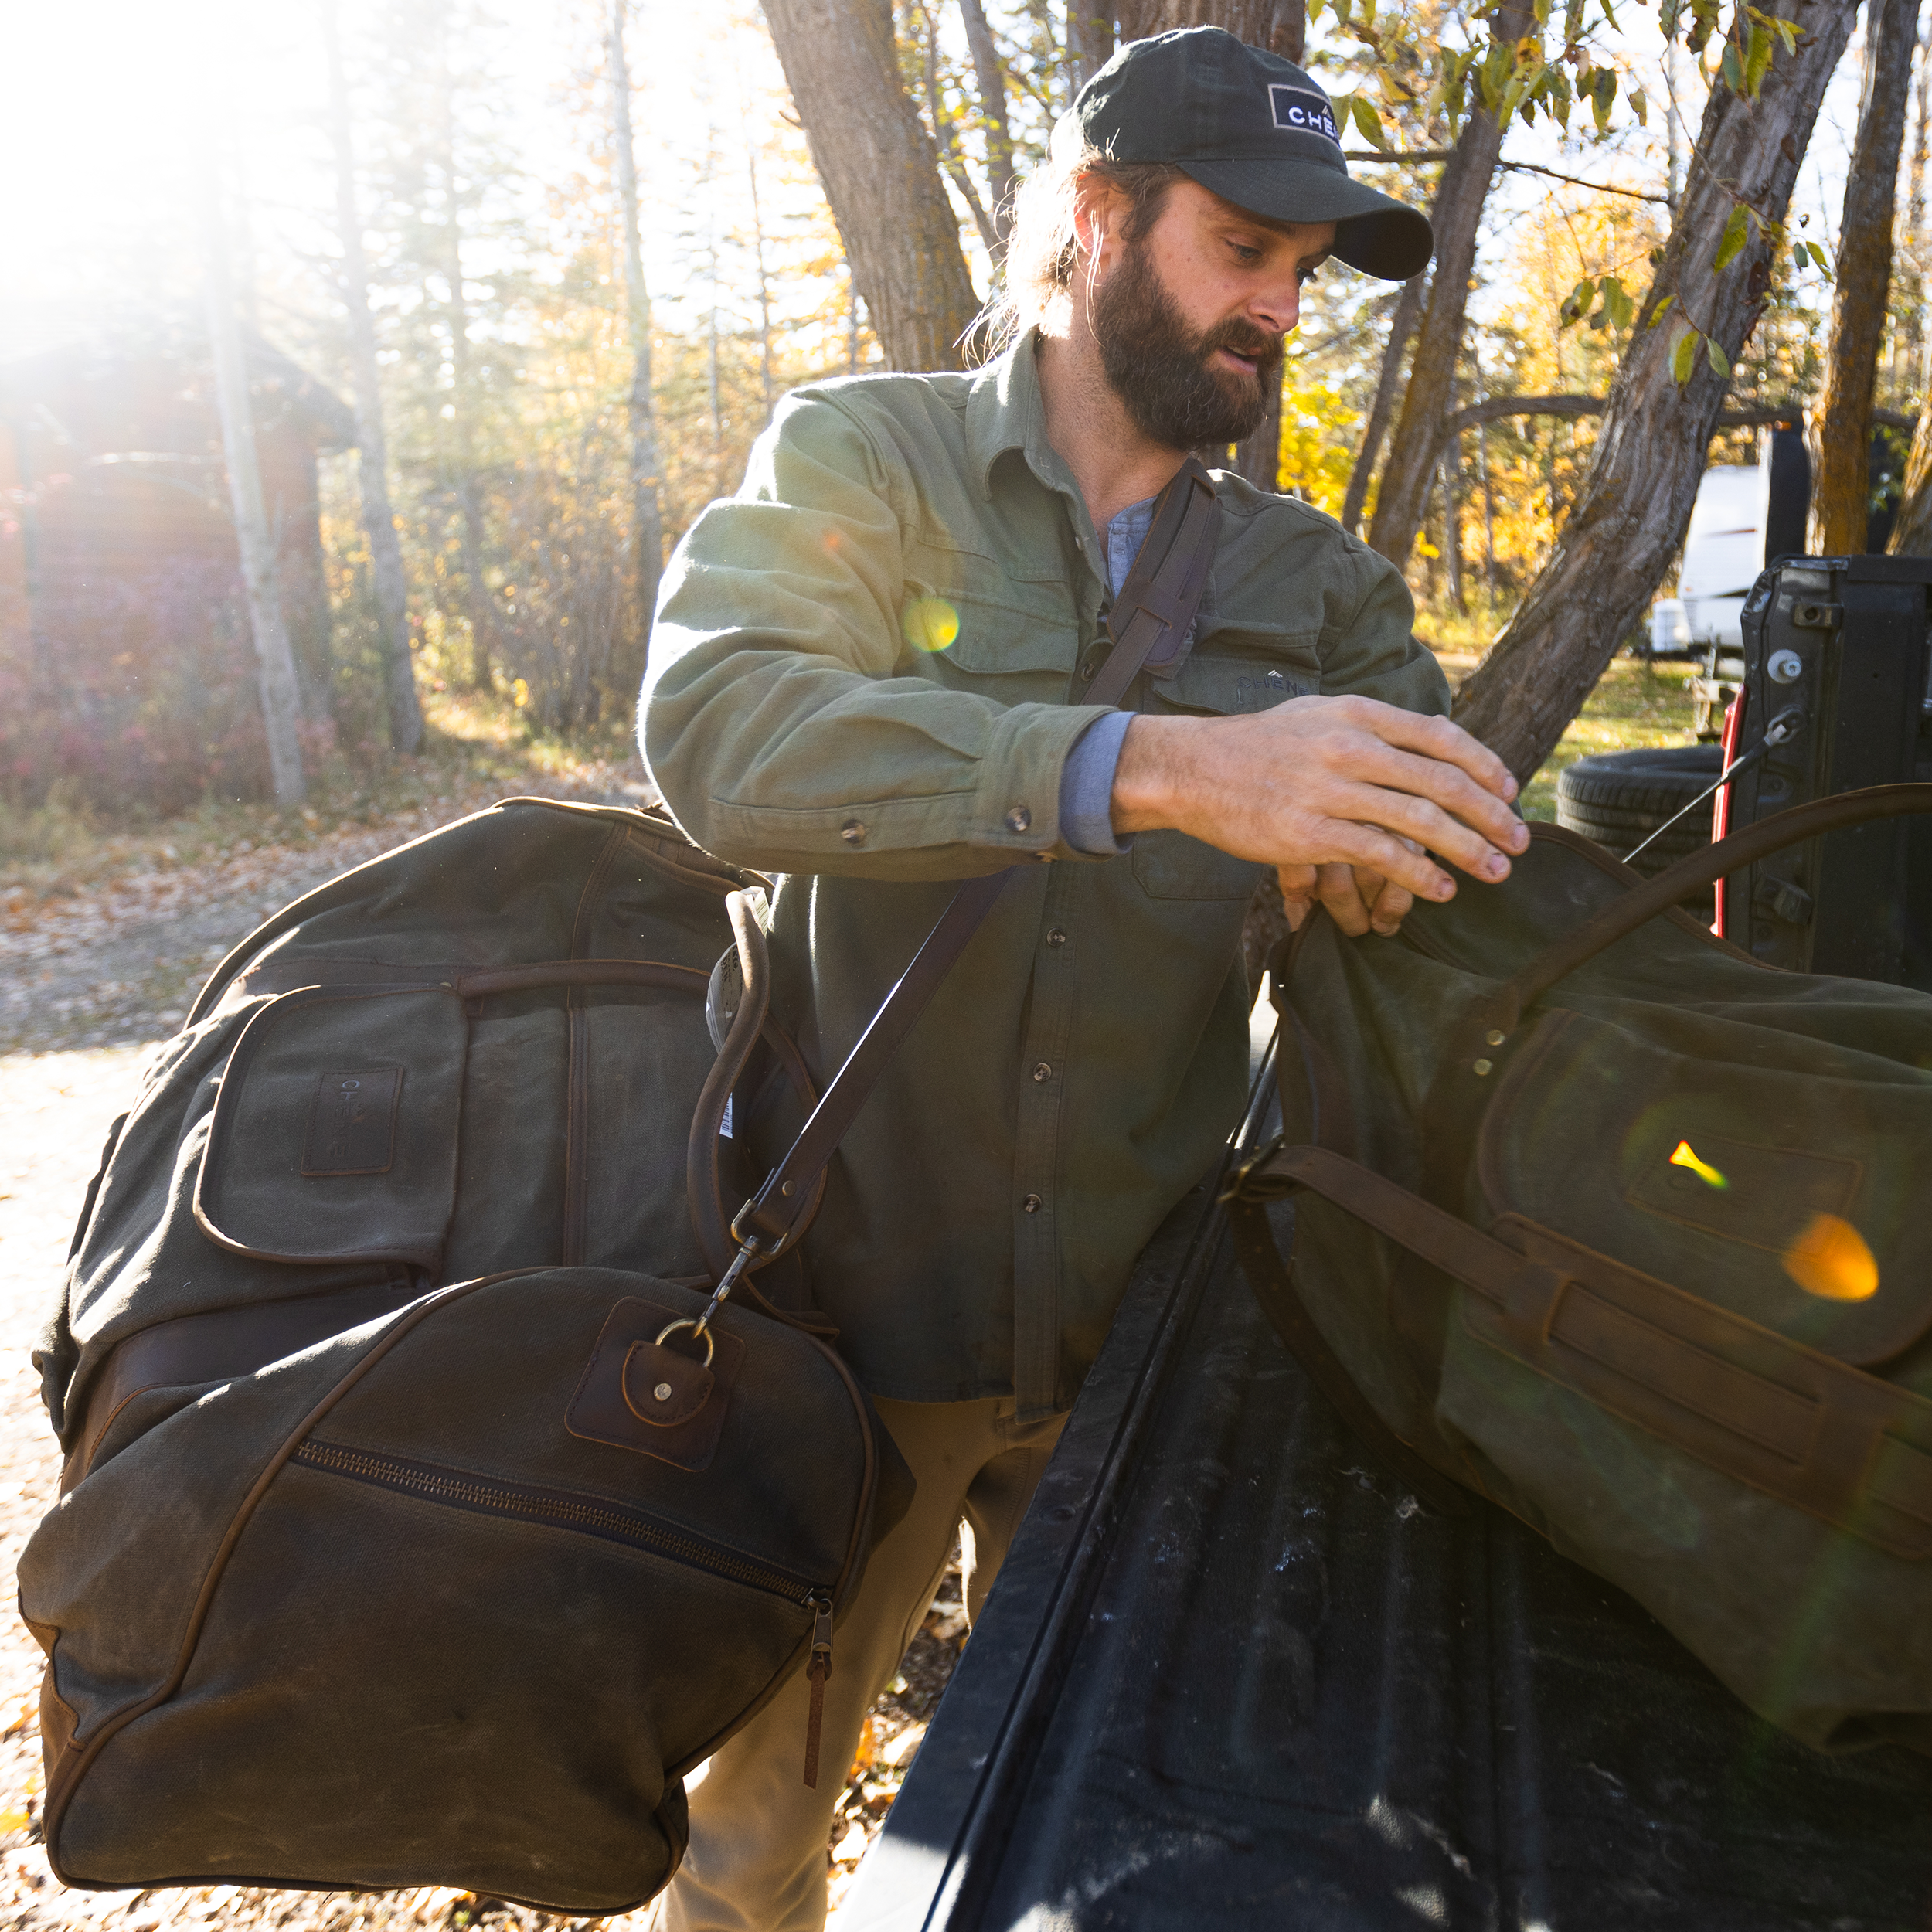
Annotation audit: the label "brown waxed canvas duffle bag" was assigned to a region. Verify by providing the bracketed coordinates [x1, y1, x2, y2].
[21, 796, 917, 1913]
[19, 458, 1223, 1912]
[1227, 784, 1932, 1754]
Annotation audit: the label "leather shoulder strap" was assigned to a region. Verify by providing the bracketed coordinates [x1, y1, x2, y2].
[727, 457, 1220, 1258]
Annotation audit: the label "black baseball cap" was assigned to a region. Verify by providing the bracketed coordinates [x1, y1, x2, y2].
[1072, 27, 1433, 281]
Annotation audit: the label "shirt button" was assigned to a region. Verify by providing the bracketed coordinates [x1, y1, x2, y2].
[841, 819, 866, 845]
[1005, 804, 1032, 834]
[1031, 1062, 1052, 1083]
[1022, 1193, 1043, 1214]
[1046, 928, 1068, 948]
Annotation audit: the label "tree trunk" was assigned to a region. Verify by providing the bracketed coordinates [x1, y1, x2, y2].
[1889, 338, 1932, 553]
[1236, 371, 1282, 490]
[959, 0, 1016, 248]
[1807, 0, 1921, 555]
[1365, 5, 1529, 571]
[323, 0, 423, 756]
[609, 0, 666, 692]
[1342, 274, 1425, 534]
[1452, 0, 1859, 782]
[1114, 0, 1304, 55]
[760, 0, 978, 371]
[427, 25, 496, 692]
[204, 176, 306, 806]
[1066, 2, 1114, 93]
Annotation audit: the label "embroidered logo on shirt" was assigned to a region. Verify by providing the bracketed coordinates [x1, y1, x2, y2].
[1268, 86, 1342, 146]
[1234, 668, 1306, 711]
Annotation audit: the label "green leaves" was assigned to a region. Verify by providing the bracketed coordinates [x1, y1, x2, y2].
[1742, 23, 1774, 94]
[1800, 238, 1835, 279]
[1665, 325, 1733, 386]
[1349, 93, 1389, 148]
[1558, 273, 1635, 332]
[1713, 202, 1752, 271]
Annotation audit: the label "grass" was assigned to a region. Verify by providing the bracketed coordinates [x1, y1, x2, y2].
[0, 688, 645, 901]
[2, 636, 1702, 902]
[1413, 584, 1702, 823]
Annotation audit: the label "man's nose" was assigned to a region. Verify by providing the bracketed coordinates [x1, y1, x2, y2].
[1250, 278, 1299, 336]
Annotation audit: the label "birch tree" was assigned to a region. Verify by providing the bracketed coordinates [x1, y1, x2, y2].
[323, 0, 423, 755]
[1454, 0, 1861, 781]
[1365, 2, 1530, 569]
[609, 0, 666, 686]
[204, 175, 307, 805]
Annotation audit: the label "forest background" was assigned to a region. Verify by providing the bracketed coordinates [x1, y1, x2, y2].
[0, 0, 1926, 836]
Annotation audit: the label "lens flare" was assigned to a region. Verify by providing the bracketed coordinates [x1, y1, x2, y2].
[902, 597, 960, 653]
[1668, 1140, 1729, 1189]
[1781, 1213, 1879, 1302]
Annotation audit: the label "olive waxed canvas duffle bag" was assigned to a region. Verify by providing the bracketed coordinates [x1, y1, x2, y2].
[1228, 784, 1932, 1754]
[19, 457, 1223, 1913]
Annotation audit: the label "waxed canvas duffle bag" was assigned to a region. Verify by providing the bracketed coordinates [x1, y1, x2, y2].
[19, 457, 1224, 1913]
[1228, 784, 1932, 1753]
[20, 797, 913, 1913]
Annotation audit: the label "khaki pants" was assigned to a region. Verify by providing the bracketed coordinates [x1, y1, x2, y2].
[648, 1396, 1066, 1932]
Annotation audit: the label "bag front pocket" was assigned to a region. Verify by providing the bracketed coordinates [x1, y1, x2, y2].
[195, 985, 467, 1268]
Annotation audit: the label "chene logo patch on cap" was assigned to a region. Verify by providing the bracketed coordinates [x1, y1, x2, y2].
[1268, 84, 1341, 146]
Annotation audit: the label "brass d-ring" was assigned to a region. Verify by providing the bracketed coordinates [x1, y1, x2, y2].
[654, 1317, 716, 1371]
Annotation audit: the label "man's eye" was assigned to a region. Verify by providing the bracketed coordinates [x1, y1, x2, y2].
[1297, 265, 1320, 287]
[1233, 243, 1263, 264]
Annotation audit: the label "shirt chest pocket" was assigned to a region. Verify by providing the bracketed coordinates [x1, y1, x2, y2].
[1131, 643, 1318, 903]
[899, 542, 1080, 699]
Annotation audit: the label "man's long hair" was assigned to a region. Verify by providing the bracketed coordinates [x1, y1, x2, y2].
[971, 119, 1185, 359]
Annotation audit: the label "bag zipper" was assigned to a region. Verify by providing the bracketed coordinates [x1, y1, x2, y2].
[290, 1437, 825, 1604]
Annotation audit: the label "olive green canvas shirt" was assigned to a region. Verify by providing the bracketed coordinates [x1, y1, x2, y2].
[643, 332, 1449, 1419]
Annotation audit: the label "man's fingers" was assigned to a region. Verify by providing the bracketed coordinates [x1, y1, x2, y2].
[1278, 863, 1316, 931]
[1368, 876, 1415, 937]
[1328, 697, 1518, 803]
[1315, 862, 1372, 936]
[1315, 821, 1458, 900]
[1344, 741, 1529, 857]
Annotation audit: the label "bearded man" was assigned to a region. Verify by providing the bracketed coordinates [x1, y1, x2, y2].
[641, 27, 1527, 1932]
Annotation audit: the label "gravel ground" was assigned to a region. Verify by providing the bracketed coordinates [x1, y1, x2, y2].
[0, 788, 954, 1930]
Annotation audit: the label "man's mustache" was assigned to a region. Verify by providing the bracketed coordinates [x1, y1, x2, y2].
[1198, 325, 1285, 378]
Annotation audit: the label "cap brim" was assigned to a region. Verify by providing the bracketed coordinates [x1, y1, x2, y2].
[1175, 157, 1433, 281]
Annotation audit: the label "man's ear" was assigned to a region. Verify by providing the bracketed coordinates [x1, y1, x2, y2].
[1072, 177, 1119, 271]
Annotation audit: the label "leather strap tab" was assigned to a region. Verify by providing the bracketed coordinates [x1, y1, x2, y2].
[1251, 1142, 1932, 1561]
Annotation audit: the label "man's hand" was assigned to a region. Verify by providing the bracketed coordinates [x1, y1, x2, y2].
[1112, 695, 1526, 933]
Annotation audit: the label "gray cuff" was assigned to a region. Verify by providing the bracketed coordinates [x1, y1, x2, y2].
[1058, 709, 1135, 856]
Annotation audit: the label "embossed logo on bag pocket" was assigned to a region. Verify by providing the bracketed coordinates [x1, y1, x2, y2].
[301, 1068, 403, 1176]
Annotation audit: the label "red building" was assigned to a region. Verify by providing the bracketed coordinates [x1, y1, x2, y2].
[0, 320, 354, 811]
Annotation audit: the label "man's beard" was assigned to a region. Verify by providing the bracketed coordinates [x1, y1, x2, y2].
[1090, 238, 1285, 451]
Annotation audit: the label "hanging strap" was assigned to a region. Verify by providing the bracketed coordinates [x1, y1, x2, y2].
[689, 457, 1219, 1323]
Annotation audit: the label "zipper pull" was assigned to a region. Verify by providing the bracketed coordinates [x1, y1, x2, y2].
[801, 1594, 834, 1789]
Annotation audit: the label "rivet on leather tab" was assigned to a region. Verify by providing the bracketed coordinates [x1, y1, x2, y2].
[621, 1342, 716, 1428]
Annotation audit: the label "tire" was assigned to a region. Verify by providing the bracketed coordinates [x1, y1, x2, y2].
[1556, 745, 1723, 876]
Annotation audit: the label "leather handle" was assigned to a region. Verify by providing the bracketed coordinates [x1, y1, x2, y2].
[730, 457, 1222, 1257]
[1509, 781, 1932, 1012]
[685, 894, 828, 1274]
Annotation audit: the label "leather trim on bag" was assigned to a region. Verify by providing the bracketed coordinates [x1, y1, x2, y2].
[565, 1297, 744, 1471]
